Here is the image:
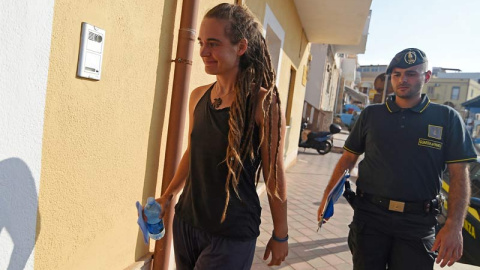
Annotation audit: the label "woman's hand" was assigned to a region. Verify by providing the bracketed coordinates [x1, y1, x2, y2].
[263, 237, 288, 266]
[157, 194, 173, 219]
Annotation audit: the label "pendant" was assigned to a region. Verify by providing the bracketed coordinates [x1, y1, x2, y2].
[212, 97, 222, 109]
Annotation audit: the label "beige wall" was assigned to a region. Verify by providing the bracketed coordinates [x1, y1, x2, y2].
[245, 0, 310, 166]
[36, 0, 307, 268]
[425, 78, 480, 113]
[36, 0, 180, 269]
[466, 80, 480, 101]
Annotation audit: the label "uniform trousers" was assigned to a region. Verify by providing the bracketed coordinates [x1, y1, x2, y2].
[348, 197, 438, 270]
[172, 215, 257, 270]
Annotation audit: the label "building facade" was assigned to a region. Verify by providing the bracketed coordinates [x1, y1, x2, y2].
[424, 78, 480, 115]
[303, 8, 372, 132]
[0, 0, 371, 269]
[357, 64, 388, 102]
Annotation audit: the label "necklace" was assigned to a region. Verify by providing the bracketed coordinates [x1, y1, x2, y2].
[212, 97, 223, 109]
[212, 84, 234, 109]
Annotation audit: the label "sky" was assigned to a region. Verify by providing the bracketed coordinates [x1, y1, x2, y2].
[357, 0, 480, 72]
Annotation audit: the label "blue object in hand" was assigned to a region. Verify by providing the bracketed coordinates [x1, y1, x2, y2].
[319, 170, 350, 232]
[136, 201, 149, 244]
[144, 197, 165, 240]
[324, 172, 350, 219]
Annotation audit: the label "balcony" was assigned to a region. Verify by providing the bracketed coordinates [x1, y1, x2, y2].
[293, 0, 372, 47]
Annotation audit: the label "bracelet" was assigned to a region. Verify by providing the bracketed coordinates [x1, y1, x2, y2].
[271, 230, 289, 242]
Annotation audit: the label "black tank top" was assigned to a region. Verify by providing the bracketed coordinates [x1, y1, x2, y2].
[175, 84, 262, 240]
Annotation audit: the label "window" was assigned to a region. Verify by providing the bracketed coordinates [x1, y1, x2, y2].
[451, 87, 460, 100]
[363, 67, 370, 72]
[427, 86, 435, 95]
[371, 67, 378, 72]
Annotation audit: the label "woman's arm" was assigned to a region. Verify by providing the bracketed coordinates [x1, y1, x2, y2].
[256, 89, 288, 266]
[155, 85, 211, 218]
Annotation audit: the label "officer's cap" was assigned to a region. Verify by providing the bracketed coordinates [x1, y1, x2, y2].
[386, 48, 428, 74]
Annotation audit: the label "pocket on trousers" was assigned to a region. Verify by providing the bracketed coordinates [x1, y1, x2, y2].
[348, 220, 365, 253]
[421, 234, 438, 260]
[348, 220, 366, 232]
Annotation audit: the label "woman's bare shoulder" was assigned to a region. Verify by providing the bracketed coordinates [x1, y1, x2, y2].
[190, 83, 214, 106]
[191, 83, 213, 98]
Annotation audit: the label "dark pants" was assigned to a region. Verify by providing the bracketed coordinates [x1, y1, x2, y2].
[172, 215, 257, 270]
[348, 198, 438, 270]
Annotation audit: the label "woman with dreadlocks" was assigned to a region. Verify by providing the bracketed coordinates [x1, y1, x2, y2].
[153, 3, 288, 269]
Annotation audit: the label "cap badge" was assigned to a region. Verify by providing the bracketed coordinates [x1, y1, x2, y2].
[404, 51, 417, 64]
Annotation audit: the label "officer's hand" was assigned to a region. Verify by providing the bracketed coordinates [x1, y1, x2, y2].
[432, 223, 463, 267]
[263, 237, 288, 266]
[317, 196, 330, 224]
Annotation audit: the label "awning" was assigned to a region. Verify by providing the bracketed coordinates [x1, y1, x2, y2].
[344, 86, 369, 104]
[462, 95, 480, 108]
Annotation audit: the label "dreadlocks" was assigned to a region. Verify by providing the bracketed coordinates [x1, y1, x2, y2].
[205, 3, 283, 223]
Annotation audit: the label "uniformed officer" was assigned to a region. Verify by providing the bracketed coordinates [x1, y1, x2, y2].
[317, 48, 477, 269]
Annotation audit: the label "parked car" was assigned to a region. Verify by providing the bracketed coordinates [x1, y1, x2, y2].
[438, 159, 480, 266]
[336, 104, 362, 131]
[336, 112, 360, 131]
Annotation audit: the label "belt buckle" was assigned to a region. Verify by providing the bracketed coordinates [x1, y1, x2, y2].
[388, 200, 405, 212]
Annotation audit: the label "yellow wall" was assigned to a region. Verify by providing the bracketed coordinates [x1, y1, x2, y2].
[245, 0, 310, 166]
[467, 80, 480, 101]
[37, 0, 179, 269]
[36, 0, 307, 268]
[425, 78, 480, 112]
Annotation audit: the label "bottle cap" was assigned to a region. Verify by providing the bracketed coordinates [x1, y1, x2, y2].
[147, 197, 155, 205]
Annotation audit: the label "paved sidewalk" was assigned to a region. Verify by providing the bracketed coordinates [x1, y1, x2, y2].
[252, 149, 353, 270]
[252, 133, 479, 269]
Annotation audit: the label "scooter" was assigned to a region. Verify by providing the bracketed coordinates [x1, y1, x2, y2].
[299, 122, 342, 155]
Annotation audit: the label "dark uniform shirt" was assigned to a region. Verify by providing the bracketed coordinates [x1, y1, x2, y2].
[344, 94, 477, 202]
[175, 84, 262, 240]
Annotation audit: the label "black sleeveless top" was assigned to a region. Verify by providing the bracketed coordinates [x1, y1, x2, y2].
[175, 84, 262, 240]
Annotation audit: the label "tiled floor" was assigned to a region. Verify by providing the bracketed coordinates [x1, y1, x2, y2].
[252, 132, 480, 270]
[252, 146, 352, 270]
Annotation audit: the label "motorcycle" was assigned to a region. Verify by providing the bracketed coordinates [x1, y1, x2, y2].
[299, 122, 342, 155]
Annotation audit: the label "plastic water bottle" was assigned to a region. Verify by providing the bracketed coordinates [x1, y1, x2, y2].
[144, 197, 165, 240]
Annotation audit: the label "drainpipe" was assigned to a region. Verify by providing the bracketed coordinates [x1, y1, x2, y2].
[153, 0, 199, 269]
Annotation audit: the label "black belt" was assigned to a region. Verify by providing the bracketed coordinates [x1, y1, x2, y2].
[357, 189, 443, 214]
